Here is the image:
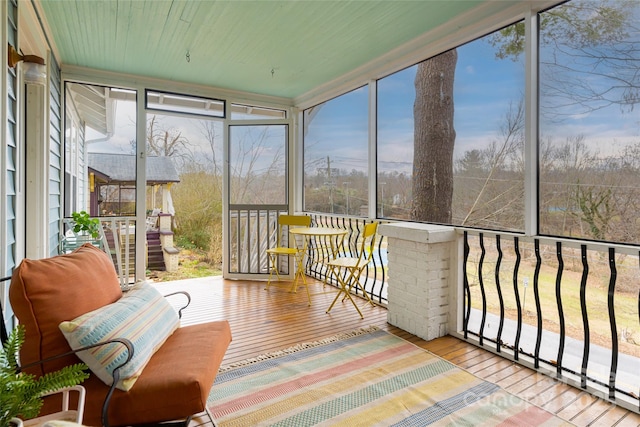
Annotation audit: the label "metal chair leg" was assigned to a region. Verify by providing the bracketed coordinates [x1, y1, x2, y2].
[265, 253, 284, 290]
[326, 266, 364, 318]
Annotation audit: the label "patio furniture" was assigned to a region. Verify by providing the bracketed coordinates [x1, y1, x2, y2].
[265, 214, 312, 301]
[289, 226, 348, 287]
[326, 222, 378, 318]
[8, 244, 232, 427]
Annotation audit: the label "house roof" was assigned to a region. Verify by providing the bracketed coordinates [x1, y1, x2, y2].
[88, 153, 180, 184]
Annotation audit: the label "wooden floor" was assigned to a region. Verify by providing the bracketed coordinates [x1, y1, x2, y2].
[154, 276, 640, 427]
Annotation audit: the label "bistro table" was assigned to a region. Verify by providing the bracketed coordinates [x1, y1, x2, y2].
[288, 227, 348, 292]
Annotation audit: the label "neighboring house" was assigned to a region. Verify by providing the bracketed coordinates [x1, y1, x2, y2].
[87, 153, 180, 217]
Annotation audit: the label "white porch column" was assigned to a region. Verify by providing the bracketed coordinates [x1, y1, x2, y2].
[25, 83, 49, 259]
[379, 222, 456, 341]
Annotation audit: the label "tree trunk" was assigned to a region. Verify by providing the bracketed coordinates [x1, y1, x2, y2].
[412, 49, 457, 223]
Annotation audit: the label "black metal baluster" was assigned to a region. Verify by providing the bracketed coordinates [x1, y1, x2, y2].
[607, 247, 618, 401]
[368, 222, 380, 303]
[355, 220, 369, 295]
[555, 241, 565, 379]
[359, 221, 369, 298]
[463, 231, 471, 339]
[513, 236, 522, 361]
[311, 234, 320, 277]
[478, 233, 487, 347]
[534, 239, 542, 369]
[580, 244, 590, 389]
[495, 235, 504, 353]
[373, 234, 385, 304]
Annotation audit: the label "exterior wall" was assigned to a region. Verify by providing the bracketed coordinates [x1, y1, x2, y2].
[48, 57, 62, 256]
[63, 91, 86, 218]
[2, 0, 19, 335]
[379, 223, 456, 341]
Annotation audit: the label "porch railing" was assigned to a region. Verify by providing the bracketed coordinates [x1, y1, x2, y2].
[227, 208, 388, 306]
[61, 216, 137, 289]
[306, 214, 388, 306]
[461, 229, 640, 412]
[228, 205, 288, 275]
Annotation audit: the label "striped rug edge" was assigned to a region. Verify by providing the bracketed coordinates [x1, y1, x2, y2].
[218, 325, 381, 372]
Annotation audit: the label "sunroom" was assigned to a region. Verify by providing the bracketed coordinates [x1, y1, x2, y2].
[2, 0, 639, 424]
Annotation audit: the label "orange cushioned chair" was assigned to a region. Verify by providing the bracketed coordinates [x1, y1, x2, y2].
[9, 244, 232, 427]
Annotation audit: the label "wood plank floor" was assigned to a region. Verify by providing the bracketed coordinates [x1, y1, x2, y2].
[154, 276, 640, 427]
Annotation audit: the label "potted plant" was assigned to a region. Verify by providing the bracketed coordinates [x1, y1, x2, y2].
[70, 211, 101, 239]
[1, 325, 89, 427]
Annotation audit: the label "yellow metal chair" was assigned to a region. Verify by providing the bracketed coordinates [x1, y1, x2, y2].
[326, 222, 378, 318]
[265, 214, 312, 304]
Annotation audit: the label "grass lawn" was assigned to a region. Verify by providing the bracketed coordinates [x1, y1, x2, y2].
[466, 244, 640, 358]
[147, 248, 222, 281]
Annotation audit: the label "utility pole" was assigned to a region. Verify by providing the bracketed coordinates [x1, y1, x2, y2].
[343, 181, 351, 215]
[380, 182, 386, 217]
[325, 156, 334, 213]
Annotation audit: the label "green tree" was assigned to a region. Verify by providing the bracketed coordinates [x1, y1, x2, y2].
[412, 0, 635, 223]
[412, 49, 457, 223]
[131, 115, 194, 169]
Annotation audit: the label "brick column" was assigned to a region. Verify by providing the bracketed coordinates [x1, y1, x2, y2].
[378, 223, 456, 341]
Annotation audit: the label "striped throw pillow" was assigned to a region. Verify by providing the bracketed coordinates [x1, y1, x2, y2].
[59, 283, 180, 391]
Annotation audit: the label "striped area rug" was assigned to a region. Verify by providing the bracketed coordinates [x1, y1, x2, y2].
[207, 327, 571, 427]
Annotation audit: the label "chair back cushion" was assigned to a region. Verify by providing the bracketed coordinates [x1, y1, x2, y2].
[9, 244, 122, 376]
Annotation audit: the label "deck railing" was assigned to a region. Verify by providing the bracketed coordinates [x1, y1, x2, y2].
[306, 214, 388, 305]
[61, 216, 137, 289]
[461, 229, 640, 412]
[228, 205, 288, 274]
[227, 208, 389, 305]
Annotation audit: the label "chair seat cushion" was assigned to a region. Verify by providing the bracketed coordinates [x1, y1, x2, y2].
[77, 320, 232, 427]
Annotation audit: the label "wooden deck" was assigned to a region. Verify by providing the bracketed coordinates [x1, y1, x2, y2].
[154, 276, 640, 427]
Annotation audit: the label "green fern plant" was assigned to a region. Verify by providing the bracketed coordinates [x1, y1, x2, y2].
[1, 325, 89, 427]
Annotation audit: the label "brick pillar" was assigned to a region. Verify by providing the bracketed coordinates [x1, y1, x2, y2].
[378, 223, 456, 341]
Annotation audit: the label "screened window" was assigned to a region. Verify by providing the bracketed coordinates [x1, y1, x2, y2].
[538, 0, 640, 244]
[231, 103, 286, 120]
[229, 125, 287, 205]
[146, 90, 224, 118]
[303, 87, 369, 215]
[377, 22, 525, 230]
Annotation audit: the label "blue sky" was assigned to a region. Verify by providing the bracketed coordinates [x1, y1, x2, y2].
[306, 36, 526, 176]
[305, 10, 640, 175]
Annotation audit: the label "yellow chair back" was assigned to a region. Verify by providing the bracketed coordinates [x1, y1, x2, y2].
[359, 222, 379, 263]
[276, 214, 311, 247]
